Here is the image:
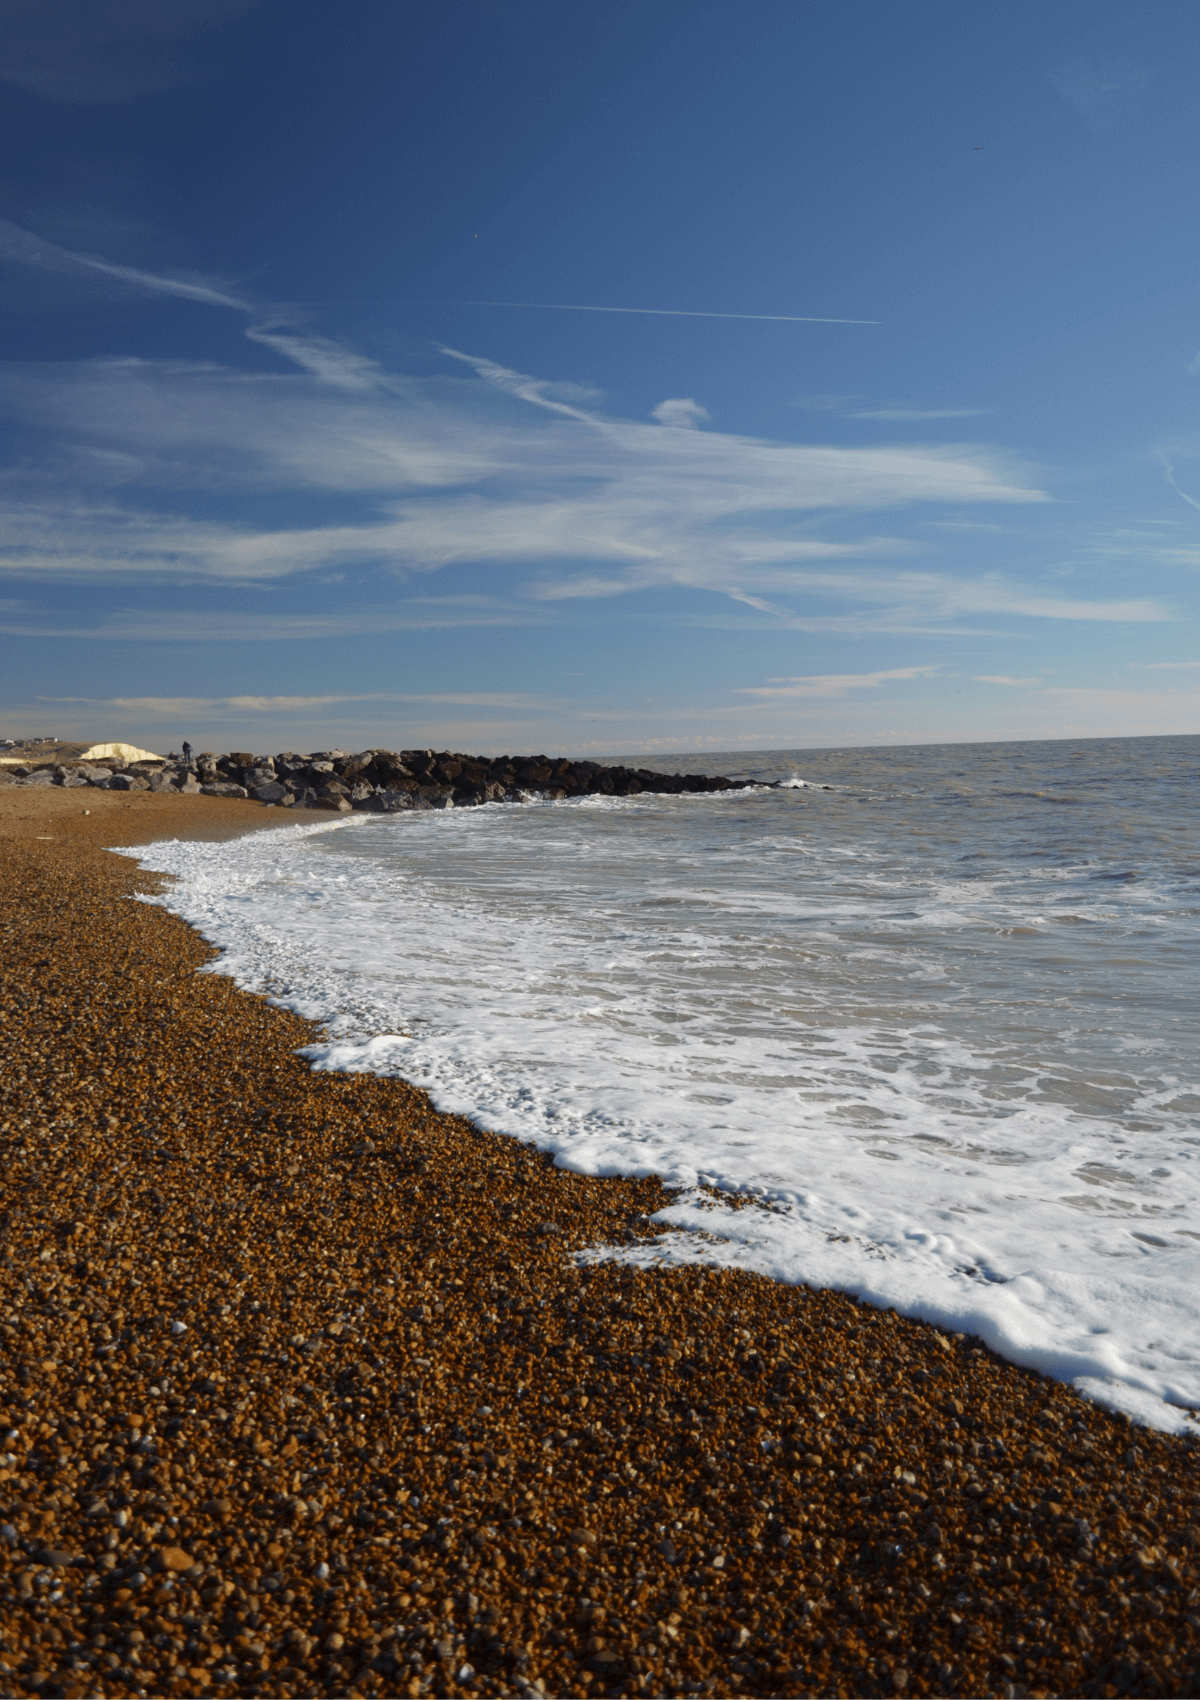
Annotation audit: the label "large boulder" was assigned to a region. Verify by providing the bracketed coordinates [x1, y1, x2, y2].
[414, 785, 455, 810]
[358, 788, 415, 812]
[199, 782, 248, 799]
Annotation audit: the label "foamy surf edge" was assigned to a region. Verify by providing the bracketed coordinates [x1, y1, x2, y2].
[116, 806, 1200, 1436]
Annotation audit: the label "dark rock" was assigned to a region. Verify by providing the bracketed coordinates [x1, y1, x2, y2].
[358, 789, 413, 813]
[199, 783, 249, 799]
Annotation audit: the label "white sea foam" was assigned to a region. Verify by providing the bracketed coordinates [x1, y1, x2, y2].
[119, 736, 1200, 1431]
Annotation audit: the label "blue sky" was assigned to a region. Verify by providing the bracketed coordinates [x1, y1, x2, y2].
[2, 0, 1199, 756]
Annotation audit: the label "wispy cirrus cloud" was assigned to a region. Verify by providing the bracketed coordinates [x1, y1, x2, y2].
[243, 327, 387, 391]
[1, 224, 1160, 648]
[47, 690, 544, 714]
[0, 601, 536, 641]
[0, 217, 251, 310]
[0, 331, 1050, 619]
[1158, 454, 1200, 517]
[793, 393, 989, 422]
[850, 406, 991, 422]
[737, 666, 940, 701]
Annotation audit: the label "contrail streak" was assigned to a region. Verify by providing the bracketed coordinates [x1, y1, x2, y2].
[446, 300, 881, 325]
[1160, 456, 1200, 513]
[309, 296, 880, 324]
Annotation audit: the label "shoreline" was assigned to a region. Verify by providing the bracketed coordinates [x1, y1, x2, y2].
[1, 789, 1197, 1699]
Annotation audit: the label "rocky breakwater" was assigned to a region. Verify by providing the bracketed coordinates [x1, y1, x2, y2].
[2, 748, 768, 812]
[198, 749, 767, 813]
[0, 759, 188, 796]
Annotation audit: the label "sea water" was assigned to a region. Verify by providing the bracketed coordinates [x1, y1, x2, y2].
[121, 735, 1200, 1431]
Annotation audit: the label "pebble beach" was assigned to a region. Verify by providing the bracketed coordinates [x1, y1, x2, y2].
[1, 786, 1198, 1700]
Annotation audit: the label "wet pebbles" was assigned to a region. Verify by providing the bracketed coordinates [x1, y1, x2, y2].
[0, 788, 1197, 1700]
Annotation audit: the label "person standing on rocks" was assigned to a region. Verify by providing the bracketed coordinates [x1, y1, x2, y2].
[181, 740, 193, 768]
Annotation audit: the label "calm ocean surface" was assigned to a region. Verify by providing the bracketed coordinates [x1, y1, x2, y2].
[125, 734, 1200, 1430]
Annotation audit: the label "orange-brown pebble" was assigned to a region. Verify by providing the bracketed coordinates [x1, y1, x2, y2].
[0, 784, 1198, 1700]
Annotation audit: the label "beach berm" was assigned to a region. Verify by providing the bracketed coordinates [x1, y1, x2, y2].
[0, 786, 1197, 1699]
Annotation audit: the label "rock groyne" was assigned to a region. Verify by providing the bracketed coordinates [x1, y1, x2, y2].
[0, 748, 771, 812]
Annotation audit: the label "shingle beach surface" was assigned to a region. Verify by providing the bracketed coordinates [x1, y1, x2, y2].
[1, 788, 1198, 1700]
